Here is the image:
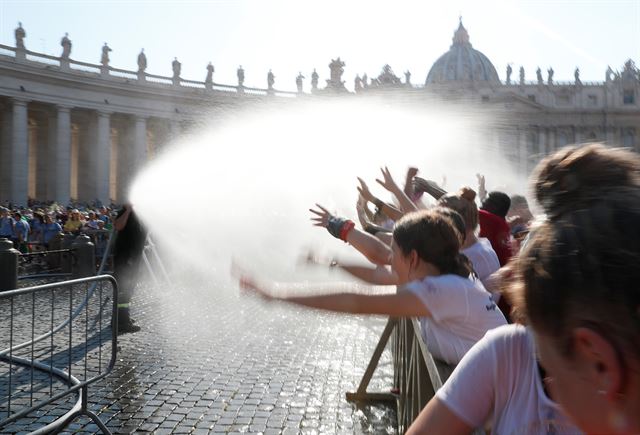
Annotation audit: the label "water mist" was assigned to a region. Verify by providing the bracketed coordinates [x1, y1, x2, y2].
[129, 97, 528, 293]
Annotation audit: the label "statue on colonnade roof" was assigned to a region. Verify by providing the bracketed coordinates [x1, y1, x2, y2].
[138, 49, 147, 72]
[61, 32, 72, 59]
[101, 43, 112, 66]
[15, 22, 26, 49]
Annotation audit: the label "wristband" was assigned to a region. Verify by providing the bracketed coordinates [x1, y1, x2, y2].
[339, 220, 355, 241]
[327, 216, 355, 242]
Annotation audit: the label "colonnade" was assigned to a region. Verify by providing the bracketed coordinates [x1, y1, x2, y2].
[0, 97, 180, 206]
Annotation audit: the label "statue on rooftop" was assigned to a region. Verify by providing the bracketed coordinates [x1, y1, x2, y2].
[536, 67, 543, 85]
[405, 70, 411, 85]
[60, 33, 72, 59]
[328, 57, 345, 87]
[267, 69, 275, 90]
[101, 43, 112, 67]
[311, 69, 319, 91]
[206, 62, 214, 83]
[15, 22, 26, 49]
[172, 57, 181, 79]
[362, 73, 368, 88]
[137, 49, 147, 72]
[547, 67, 554, 85]
[506, 64, 512, 85]
[354, 75, 363, 92]
[574, 67, 581, 85]
[237, 65, 245, 87]
[296, 72, 304, 93]
[519, 66, 525, 85]
[606, 65, 614, 82]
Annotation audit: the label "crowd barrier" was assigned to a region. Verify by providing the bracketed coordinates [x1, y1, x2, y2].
[0, 275, 118, 434]
[347, 317, 475, 434]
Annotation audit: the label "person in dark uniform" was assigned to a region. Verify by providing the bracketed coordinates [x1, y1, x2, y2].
[113, 203, 147, 334]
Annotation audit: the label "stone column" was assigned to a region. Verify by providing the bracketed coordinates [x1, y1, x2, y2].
[518, 127, 528, 173]
[573, 126, 581, 145]
[133, 116, 147, 168]
[35, 115, 49, 200]
[11, 99, 29, 206]
[95, 111, 111, 205]
[538, 127, 547, 156]
[55, 106, 72, 205]
[547, 128, 556, 153]
[46, 111, 57, 201]
[169, 119, 181, 141]
[0, 104, 12, 201]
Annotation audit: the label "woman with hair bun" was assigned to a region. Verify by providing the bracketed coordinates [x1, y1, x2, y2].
[407, 144, 640, 434]
[237, 207, 506, 365]
[438, 187, 501, 287]
[512, 143, 640, 433]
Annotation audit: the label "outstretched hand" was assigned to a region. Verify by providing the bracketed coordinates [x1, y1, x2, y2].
[376, 167, 400, 193]
[357, 177, 375, 203]
[231, 261, 273, 301]
[412, 176, 435, 193]
[477, 173, 487, 201]
[309, 203, 332, 228]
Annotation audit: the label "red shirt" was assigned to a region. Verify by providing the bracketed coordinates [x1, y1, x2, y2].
[478, 209, 512, 266]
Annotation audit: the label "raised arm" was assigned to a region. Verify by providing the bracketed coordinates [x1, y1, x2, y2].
[114, 205, 132, 231]
[357, 177, 404, 222]
[404, 166, 419, 200]
[413, 176, 448, 200]
[356, 195, 392, 236]
[310, 204, 392, 265]
[239, 274, 429, 317]
[376, 167, 418, 214]
[307, 254, 399, 285]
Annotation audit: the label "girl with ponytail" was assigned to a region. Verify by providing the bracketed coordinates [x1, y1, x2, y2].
[237, 207, 506, 365]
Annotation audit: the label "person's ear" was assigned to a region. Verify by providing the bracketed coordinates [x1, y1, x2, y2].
[573, 327, 623, 400]
[410, 249, 420, 271]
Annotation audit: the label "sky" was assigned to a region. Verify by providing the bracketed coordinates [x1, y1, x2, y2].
[1, 0, 639, 92]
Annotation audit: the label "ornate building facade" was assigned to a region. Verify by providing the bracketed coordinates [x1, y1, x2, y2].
[1, 21, 638, 206]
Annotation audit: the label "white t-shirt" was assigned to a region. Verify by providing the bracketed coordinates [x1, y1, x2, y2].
[437, 324, 582, 434]
[404, 274, 507, 364]
[462, 238, 500, 285]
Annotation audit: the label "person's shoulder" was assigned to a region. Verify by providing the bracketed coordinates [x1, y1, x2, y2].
[425, 274, 478, 293]
[483, 324, 531, 350]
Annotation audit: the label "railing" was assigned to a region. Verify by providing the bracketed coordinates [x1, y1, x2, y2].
[0, 275, 118, 434]
[346, 317, 457, 434]
[16, 229, 114, 281]
[0, 43, 300, 96]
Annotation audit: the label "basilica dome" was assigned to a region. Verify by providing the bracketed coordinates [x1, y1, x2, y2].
[425, 21, 500, 85]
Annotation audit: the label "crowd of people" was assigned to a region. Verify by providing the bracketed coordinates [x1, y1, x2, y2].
[237, 143, 640, 434]
[0, 202, 116, 253]
[0, 200, 146, 336]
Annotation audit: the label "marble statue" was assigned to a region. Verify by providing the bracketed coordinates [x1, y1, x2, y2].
[137, 49, 147, 72]
[61, 33, 72, 59]
[15, 22, 26, 49]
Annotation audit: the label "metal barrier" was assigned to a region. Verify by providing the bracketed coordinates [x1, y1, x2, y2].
[346, 317, 456, 433]
[0, 275, 117, 434]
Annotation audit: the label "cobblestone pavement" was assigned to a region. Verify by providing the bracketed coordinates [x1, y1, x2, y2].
[1, 277, 396, 434]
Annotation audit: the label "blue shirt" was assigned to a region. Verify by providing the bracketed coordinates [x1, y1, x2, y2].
[13, 219, 30, 241]
[0, 216, 14, 237]
[43, 222, 62, 244]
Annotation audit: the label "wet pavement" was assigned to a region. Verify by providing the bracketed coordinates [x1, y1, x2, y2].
[1, 277, 396, 434]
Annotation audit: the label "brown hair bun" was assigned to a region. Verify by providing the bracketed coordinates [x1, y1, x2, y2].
[459, 187, 477, 202]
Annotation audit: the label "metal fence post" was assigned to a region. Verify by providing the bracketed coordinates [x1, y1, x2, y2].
[60, 234, 75, 273]
[0, 238, 19, 291]
[71, 235, 95, 278]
